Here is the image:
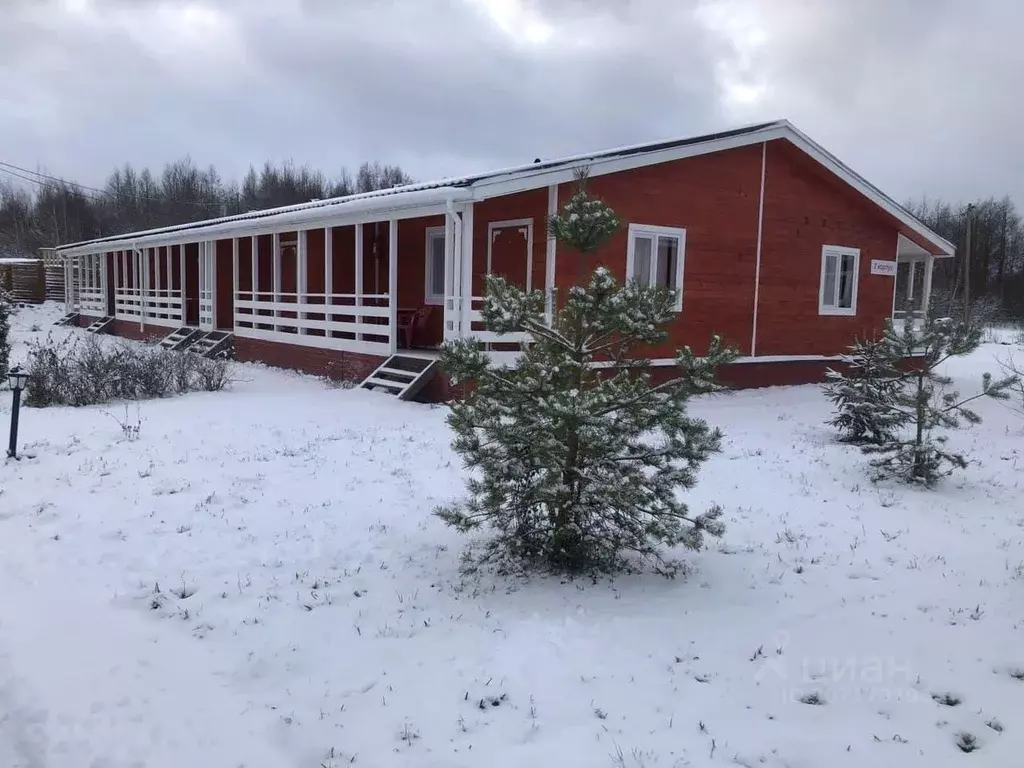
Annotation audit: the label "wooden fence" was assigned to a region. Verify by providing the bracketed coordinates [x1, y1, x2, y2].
[0, 258, 47, 303]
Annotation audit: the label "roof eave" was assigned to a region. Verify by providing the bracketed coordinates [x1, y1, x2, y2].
[56, 187, 472, 256]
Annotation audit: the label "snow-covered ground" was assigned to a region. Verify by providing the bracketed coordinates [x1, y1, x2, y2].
[2, 302, 1023, 768]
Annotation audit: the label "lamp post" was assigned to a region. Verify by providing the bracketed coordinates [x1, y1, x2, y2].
[7, 366, 29, 460]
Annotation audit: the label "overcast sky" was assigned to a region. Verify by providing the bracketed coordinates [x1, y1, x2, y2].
[1, 0, 1021, 204]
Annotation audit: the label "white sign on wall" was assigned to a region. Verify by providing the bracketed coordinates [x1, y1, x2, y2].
[870, 259, 897, 276]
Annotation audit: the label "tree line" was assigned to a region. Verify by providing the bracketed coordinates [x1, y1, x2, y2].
[0, 157, 411, 255]
[906, 196, 1024, 321]
[1, 156, 1023, 321]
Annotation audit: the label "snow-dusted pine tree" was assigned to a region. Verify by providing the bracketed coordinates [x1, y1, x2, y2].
[862, 317, 1017, 485]
[436, 175, 737, 573]
[822, 333, 906, 445]
[0, 287, 11, 380]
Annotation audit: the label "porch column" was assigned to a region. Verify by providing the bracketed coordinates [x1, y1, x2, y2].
[448, 207, 463, 342]
[165, 247, 172, 308]
[297, 230, 307, 336]
[250, 236, 259, 306]
[460, 202, 474, 337]
[324, 227, 333, 334]
[907, 260, 916, 300]
[232, 238, 239, 329]
[443, 210, 455, 341]
[100, 253, 109, 315]
[922, 255, 935, 320]
[272, 233, 281, 331]
[209, 242, 218, 328]
[154, 247, 162, 304]
[354, 223, 364, 342]
[140, 247, 148, 331]
[545, 184, 558, 323]
[388, 218, 398, 354]
[178, 245, 186, 322]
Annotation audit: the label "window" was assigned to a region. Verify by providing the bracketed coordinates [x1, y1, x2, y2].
[626, 224, 686, 310]
[818, 245, 860, 316]
[425, 227, 446, 305]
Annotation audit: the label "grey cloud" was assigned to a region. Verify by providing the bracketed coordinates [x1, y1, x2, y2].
[727, 0, 1024, 202]
[0, 0, 1021, 205]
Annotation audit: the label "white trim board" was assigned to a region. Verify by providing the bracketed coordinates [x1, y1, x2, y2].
[750, 141, 767, 356]
[588, 354, 849, 369]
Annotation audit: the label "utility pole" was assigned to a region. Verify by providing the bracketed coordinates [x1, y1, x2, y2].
[963, 203, 974, 324]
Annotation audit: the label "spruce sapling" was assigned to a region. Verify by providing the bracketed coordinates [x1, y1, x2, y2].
[863, 317, 1017, 485]
[822, 333, 906, 445]
[437, 173, 736, 573]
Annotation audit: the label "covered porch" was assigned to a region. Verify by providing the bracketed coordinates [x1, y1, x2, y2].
[57, 184, 551, 372]
[225, 193, 545, 361]
[893, 234, 936, 329]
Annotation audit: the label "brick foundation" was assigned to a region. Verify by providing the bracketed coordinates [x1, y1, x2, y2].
[233, 336, 386, 383]
[110, 319, 168, 342]
[420, 356, 922, 402]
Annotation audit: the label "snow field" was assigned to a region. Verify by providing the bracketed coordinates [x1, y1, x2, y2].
[1, 302, 1023, 767]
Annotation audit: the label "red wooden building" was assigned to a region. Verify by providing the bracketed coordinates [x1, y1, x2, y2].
[56, 120, 953, 400]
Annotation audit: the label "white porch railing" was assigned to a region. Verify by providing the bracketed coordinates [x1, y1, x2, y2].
[233, 291, 392, 356]
[145, 289, 184, 327]
[468, 296, 531, 345]
[115, 289, 145, 320]
[79, 288, 106, 317]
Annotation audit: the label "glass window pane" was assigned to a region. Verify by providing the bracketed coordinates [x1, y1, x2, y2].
[632, 236, 653, 287]
[656, 236, 678, 290]
[838, 253, 855, 308]
[822, 253, 838, 306]
[429, 234, 446, 296]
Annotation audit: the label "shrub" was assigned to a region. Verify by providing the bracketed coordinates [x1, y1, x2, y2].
[24, 333, 232, 407]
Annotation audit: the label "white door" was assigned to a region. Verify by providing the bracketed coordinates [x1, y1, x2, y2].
[199, 241, 215, 330]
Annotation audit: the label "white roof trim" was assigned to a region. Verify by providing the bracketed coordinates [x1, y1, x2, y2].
[472, 122, 953, 257]
[56, 119, 952, 259]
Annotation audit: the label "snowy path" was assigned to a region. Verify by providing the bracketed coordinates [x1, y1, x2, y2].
[0, 520, 296, 768]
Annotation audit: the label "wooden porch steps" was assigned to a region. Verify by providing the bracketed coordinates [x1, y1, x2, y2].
[360, 355, 438, 401]
[188, 331, 234, 360]
[54, 312, 80, 327]
[84, 316, 114, 334]
[159, 326, 204, 351]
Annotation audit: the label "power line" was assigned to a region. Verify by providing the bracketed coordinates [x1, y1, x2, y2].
[0, 160, 111, 197]
[0, 164, 106, 201]
[0, 159, 224, 209]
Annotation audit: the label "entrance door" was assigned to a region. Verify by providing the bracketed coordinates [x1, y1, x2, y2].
[198, 241, 215, 330]
[486, 220, 533, 294]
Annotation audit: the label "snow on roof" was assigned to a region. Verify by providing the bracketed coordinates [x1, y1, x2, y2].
[0, 258, 41, 265]
[55, 119, 953, 256]
[56, 121, 783, 254]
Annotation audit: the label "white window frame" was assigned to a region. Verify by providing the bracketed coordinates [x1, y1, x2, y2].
[424, 226, 446, 305]
[625, 223, 686, 311]
[818, 244, 860, 316]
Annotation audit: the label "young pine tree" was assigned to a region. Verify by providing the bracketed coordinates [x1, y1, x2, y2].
[822, 334, 907, 445]
[436, 177, 737, 574]
[862, 317, 1017, 485]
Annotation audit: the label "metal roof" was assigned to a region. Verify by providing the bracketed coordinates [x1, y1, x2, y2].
[55, 119, 953, 257]
[55, 121, 783, 253]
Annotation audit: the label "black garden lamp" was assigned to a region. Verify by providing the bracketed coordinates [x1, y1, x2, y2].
[7, 366, 29, 459]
